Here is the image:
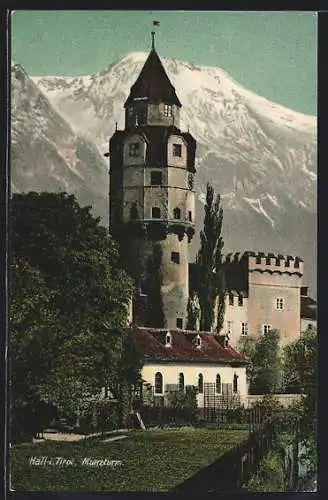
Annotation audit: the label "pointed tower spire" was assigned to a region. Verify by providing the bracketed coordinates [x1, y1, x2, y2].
[151, 31, 155, 51]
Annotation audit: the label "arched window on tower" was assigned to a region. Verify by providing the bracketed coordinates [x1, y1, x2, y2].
[216, 374, 221, 394]
[178, 373, 184, 393]
[155, 372, 163, 394]
[152, 207, 161, 219]
[173, 207, 181, 219]
[198, 373, 204, 394]
[130, 204, 138, 220]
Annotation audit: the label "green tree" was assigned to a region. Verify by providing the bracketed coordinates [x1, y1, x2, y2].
[282, 329, 317, 480]
[10, 192, 139, 430]
[195, 183, 225, 332]
[250, 329, 281, 395]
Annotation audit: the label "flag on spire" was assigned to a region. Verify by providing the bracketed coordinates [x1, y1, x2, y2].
[153, 20, 160, 26]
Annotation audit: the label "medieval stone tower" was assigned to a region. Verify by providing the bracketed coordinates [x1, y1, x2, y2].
[109, 42, 196, 329]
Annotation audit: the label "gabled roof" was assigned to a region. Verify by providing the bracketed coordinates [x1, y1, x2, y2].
[124, 49, 182, 108]
[133, 327, 247, 364]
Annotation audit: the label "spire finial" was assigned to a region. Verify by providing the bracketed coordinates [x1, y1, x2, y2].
[151, 31, 155, 51]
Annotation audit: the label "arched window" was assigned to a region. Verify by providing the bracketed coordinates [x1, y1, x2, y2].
[152, 207, 161, 219]
[196, 334, 202, 348]
[130, 204, 138, 219]
[173, 207, 181, 219]
[178, 373, 184, 392]
[233, 374, 238, 394]
[216, 374, 221, 394]
[155, 372, 163, 394]
[165, 332, 172, 347]
[198, 374, 204, 394]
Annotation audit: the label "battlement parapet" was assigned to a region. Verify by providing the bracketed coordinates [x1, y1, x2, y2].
[223, 250, 304, 275]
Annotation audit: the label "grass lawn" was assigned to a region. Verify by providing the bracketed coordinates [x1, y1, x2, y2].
[11, 428, 248, 492]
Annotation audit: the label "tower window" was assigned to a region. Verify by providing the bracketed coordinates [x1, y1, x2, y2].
[216, 374, 221, 394]
[198, 374, 204, 394]
[129, 142, 140, 157]
[178, 373, 184, 392]
[164, 104, 172, 117]
[238, 295, 243, 306]
[176, 317, 183, 329]
[130, 204, 138, 219]
[155, 372, 163, 394]
[241, 322, 248, 336]
[173, 207, 181, 219]
[188, 211, 192, 222]
[256, 256, 261, 264]
[173, 144, 182, 157]
[285, 259, 290, 268]
[152, 207, 161, 219]
[171, 251, 180, 264]
[229, 294, 234, 306]
[151, 171, 162, 186]
[276, 298, 284, 310]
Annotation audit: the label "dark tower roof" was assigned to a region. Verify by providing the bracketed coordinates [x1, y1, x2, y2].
[124, 49, 182, 108]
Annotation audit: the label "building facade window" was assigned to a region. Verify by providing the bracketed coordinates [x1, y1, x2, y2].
[233, 374, 238, 393]
[238, 295, 243, 306]
[216, 374, 221, 394]
[227, 320, 233, 335]
[256, 256, 261, 264]
[165, 332, 172, 347]
[151, 171, 162, 186]
[171, 251, 180, 264]
[229, 294, 234, 306]
[173, 207, 181, 219]
[130, 204, 138, 219]
[263, 324, 271, 335]
[176, 317, 183, 329]
[276, 298, 284, 310]
[196, 334, 202, 348]
[188, 211, 192, 222]
[154, 372, 163, 394]
[164, 104, 172, 117]
[152, 207, 161, 219]
[173, 144, 182, 157]
[178, 373, 184, 392]
[198, 374, 204, 394]
[285, 259, 290, 268]
[241, 322, 248, 336]
[129, 142, 140, 157]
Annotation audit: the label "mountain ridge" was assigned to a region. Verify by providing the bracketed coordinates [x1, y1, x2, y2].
[11, 53, 317, 296]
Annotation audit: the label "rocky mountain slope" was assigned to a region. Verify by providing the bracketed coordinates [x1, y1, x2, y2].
[11, 53, 317, 294]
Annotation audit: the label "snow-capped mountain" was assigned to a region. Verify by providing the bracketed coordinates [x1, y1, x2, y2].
[11, 53, 317, 294]
[11, 63, 109, 220]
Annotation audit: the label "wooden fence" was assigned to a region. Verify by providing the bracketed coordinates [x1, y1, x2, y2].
[173, 416, 300, 492]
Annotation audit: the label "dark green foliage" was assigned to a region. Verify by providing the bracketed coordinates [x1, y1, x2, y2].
[186, 294, 200, 330]
[145, 242, 165, 328]
[10, 192, 140, 437]
[195, 183, 225, 332]
[282, 329, 317, 482]
[249, 330, 281, 394]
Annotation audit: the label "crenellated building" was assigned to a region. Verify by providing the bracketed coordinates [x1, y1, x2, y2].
[214, 251, 304, 347]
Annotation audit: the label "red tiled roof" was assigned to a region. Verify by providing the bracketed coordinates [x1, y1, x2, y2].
[301, 295, 317, 320]
[133, 327, 247, 364]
